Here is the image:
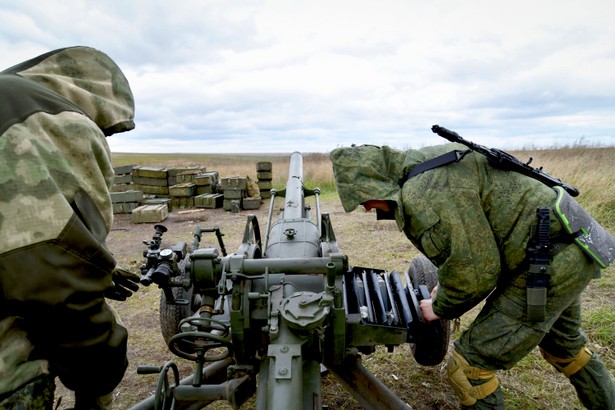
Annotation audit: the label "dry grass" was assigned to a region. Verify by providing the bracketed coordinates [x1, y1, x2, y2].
[100, 146, 615, 409]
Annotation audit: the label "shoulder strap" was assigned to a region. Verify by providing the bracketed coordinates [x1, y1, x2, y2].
[404, 149, 470, 181]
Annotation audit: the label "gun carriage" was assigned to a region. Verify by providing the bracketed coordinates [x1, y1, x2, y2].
[131, 152, 450, 410]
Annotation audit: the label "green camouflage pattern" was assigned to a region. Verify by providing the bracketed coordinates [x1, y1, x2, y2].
[331, 143, 558, 319]
[0, 47, 134, 400]
[0, 374, 54, 410]
[331, 143, 615, 408]
[0, 318, 49, 395]
[3, 46, 135, 136]
[0, 46, 135, 255]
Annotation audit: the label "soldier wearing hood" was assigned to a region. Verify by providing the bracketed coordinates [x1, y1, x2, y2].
[0, 47, 139, 409]
[331, 143, 615, 409]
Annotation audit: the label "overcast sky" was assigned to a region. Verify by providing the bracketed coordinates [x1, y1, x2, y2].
[2, 0, 614, 153]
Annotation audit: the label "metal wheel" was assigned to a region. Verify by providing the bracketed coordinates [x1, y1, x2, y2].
[154, 361, 179, 410]
[168, 330, 232, 362]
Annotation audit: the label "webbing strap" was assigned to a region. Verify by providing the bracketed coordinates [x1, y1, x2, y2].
[404, 149, 470, 181]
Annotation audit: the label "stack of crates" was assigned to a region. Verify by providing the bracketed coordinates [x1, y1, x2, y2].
[195, 171, 219, 195]
[221, 176, 246, 213]
[112, 165, 134, 192]
[133, 166, 169, 197]
[110, 165, 143, 214]
[168, 167, 208, 209]
[256, 162, 273, 200]
[194, 171, 223, 209]
[111, 190, 143, 214]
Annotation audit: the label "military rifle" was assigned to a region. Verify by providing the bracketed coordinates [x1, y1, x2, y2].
[431, 125, 580, 197]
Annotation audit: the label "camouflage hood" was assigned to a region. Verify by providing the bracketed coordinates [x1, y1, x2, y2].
[2, 46, 134, 136]
[331, 143, 462, 230]
[330, 145, 411, 230]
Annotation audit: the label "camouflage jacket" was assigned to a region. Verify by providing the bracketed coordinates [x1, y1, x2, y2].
[331, 144, 558, 320]
[0, 47, 134, 398]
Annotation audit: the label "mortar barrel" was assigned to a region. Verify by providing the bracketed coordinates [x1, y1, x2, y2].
[284, 151, 304, 220]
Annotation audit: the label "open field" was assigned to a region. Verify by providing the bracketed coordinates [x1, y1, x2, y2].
[57, 146, 615, 409]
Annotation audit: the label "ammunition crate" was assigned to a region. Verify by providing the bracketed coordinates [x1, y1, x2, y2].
[170, 196, 195, 209]
[113, 174, 133, 185]
[112, 165, 134, 192]
[257, 180, 273, 191]
[195, 193, 224, 209]
[169, 182, 196, 197]
[134, 185, 169, 196]
[223, 189, 244, 200]
[143, 197, 173, 211]
[110, 190, 143, 204]
[133, 166, 168, 179]
[195, 171, 219, 186]
[133, 176, 169, 187]
[110, 190, 143, 214]
[131, 204, 168, 224]
[256, 171, 273, 180]
[196, 185, 216, 195]
[256, 161, 272, 172]
[221, 177, 247, 191]
[176, 172, 201, 184]
[242, 197, 261, 210]
[112, 202, 140, 214]
[111, 183, 135, 193]
[223, 199, 242, 212]
[113, 164, 134, 175]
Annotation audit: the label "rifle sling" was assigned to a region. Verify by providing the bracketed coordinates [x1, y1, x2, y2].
[404, 149, 470, 181]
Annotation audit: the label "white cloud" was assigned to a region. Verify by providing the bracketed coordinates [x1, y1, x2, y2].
[1, 0, 615, 152]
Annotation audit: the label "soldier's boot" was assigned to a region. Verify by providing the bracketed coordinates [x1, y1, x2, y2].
[0, 375, 55, 410]
[447, 348, 503, 409]
[541, 347, 615, 410]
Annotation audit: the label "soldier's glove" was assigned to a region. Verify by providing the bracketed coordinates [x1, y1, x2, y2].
[105, 267, 140, 301]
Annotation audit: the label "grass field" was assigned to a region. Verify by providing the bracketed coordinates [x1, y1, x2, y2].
[99, 145, 615, 409]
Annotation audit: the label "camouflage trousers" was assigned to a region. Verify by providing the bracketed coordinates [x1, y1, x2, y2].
[454, 243, 615, 409]
[0, 375, 54, 410]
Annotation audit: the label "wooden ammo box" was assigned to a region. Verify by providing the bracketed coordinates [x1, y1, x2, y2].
[195, 193, 224, 209]
[169, 182, 196, 197]
[131, 204, 168, 224]
[195, 171, 219, 195]
[133, 166, 168, 179]
[143, 197, 173, 211]
[170, 197, 195, 209]
[110, 190, 143, 214]
[196, 171, 218, 186]
[242, 197, 261, 210]
[223, 189, 244, 199]
[177, 169, 204, 184]
[221, 176, 247, 191]
[110, 190, 143, 204]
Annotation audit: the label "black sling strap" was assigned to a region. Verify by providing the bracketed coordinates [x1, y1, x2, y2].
[404, 149, 471, 181]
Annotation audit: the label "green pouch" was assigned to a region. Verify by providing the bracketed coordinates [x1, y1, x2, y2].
[552, 186, 615, 268]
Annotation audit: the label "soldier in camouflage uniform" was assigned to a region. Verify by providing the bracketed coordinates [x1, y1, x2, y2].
[0, 47, 139, 409]
[330, 143, 615, 409]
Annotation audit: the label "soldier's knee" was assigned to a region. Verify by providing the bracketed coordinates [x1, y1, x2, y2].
[447, 348, 499, 406]
[540, 346, 592, 378]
